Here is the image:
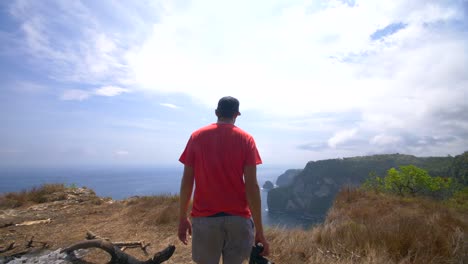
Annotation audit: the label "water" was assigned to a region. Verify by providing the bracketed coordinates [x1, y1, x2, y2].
[0, 166, 320, 228]
[0, 167, 182, 199]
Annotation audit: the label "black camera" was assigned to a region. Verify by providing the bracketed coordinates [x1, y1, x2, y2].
[249, 243, 274, 264]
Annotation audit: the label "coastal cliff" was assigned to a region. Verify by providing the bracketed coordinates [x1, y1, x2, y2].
[267, 153, 463, 215]
[275, 169, 302, 187]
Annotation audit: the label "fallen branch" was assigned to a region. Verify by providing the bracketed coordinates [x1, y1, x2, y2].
[86, 231, 151, 254]
[15, 218, 51, 226]
[61, 239, 175, 264]
[86, 230, 108, 240]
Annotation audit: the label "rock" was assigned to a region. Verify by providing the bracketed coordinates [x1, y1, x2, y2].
[0, 249, 73, 264]
[262, 181, 274, 190]
[275, 169, 302, 187]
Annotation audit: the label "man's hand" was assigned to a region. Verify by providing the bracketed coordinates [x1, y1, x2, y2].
[178, 217, 192, 245]
[255, 232, 270, 256]
[178, 165, 194, 245]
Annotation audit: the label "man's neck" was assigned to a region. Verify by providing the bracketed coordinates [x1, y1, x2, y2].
[217, 118, 235, 124]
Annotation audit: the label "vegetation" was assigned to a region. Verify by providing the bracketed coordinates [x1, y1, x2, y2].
[450, 151, 468, 185]
[1, 183, 467, 263]
[268, 152, 467, 215]
[445, 187, 468, 210]
[299, 153, 455, 185]
[0, 183, 67, 209]
[267, 188, 467, 264]
[364, 165, 456, 198]
[124, 195, 181, 226]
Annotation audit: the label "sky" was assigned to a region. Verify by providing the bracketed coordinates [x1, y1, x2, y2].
[0, 0, 467, 169]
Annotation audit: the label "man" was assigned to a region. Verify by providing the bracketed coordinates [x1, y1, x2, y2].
[178, 96, 270, 264]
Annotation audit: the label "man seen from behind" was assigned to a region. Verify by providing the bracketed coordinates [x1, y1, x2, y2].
[178, 96, 270, 264]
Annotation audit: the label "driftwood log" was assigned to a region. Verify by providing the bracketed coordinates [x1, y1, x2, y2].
[85, 231, 150, 253]
[61, 239, 175, 264]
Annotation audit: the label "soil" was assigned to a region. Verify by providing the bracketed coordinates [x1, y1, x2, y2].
[0, 188, 193, 263]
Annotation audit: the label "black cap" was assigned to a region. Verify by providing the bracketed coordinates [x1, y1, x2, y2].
[216, 96, 241, 118]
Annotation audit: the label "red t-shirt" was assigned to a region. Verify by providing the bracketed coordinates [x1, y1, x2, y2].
[179, 123, 262, 218]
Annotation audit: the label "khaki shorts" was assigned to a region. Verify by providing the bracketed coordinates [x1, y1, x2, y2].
[192, 215, 254, 264]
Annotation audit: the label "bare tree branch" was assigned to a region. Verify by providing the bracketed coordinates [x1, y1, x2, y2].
[61, 239, 175, 264]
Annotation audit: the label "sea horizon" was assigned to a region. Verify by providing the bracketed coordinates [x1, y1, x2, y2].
[0, 166, 319, 228]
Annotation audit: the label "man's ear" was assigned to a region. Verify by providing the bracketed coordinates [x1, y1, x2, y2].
[215, 109, 220, 117]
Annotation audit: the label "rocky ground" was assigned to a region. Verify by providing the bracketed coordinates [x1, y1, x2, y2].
[0, 188, 191, 264]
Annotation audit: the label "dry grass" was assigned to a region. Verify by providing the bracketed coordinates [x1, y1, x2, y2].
[2, 185, 466, 263]
[266, 188, 467, 264]
[0, 183, 67, 209]
[124, 195, 180, 226]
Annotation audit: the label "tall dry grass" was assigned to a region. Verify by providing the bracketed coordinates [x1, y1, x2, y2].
[124, 195, 181, 226]
[0, 183, 67, 209]
[266, 188, 467, 264]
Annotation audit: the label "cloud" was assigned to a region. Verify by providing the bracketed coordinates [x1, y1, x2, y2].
[94, 86, 130, 97]
[8, 81, 48, 94]
[7, 0, 155, 86]
[60, 89, 90, 101]
[160, 103, 179, 109]
[3, 0, 467, 164]
[328, 129, 358, 148]
[126, 0, 466, 118]
[114, 150, 129, 156]
[370, 134, 402, 146]
[60, 86, 129, 100]
[298, 143, 328, 151]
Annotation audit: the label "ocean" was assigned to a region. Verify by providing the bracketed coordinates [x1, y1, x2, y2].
[0, 166, 321, 228]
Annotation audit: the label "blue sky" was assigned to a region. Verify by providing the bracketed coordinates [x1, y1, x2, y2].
[1, 0, 467, 169]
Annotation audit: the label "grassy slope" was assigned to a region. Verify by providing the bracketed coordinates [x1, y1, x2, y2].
[267, 188, 467, 263]
[1, 185, 467, 263]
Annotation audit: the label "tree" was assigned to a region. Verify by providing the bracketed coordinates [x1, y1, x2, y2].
[450, 151, 468, 185]
[364, 165, 455, 198]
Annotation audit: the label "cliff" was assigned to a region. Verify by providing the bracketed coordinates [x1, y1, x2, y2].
[275, 169, 302, 187]
[267, 153, 457, 215]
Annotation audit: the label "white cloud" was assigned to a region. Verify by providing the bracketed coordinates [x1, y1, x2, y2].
[127, 0, 466, 117]
[160, 103, 179, 109]
[4, 0, 467, 165]
[9, 0, 148, 86]
[59, 86, 129, 101]
[60, 89, 90, 101]
[94, 86, 130, 97]
[328, 129, 358, 148]
[124, 0, 467, 158]
[370, 134, 402, 146]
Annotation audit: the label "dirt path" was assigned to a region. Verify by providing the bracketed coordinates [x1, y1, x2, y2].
[0, 189, 193, 263]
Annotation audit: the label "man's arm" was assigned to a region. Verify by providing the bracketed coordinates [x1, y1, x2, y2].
[178, 165, 194, 245]
[244, 165, 270, 256]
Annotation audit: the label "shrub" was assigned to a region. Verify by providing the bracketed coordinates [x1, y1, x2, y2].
[364, 165, 456, 198]
[445, 186, 468, 210]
